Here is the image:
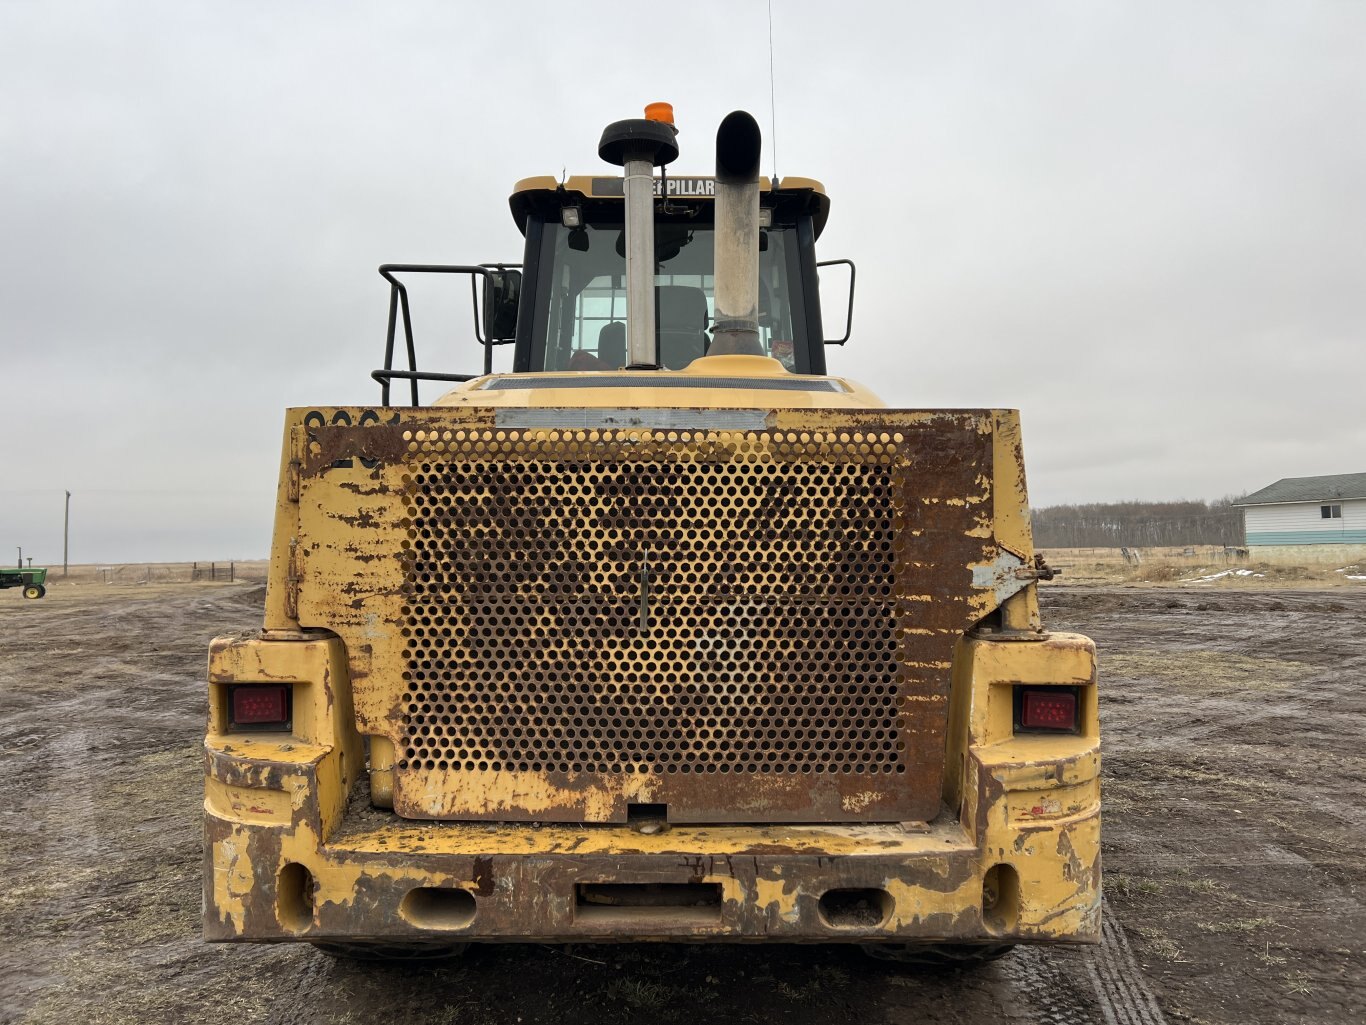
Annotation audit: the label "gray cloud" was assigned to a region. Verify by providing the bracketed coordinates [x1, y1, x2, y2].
[2, 1, 1362, 562]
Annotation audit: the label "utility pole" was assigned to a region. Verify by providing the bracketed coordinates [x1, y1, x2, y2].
[63, 490, 71, 576]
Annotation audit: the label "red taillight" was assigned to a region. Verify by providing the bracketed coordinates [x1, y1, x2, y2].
[228, 684, 290, 729]
[1017, 688, 1079, 733]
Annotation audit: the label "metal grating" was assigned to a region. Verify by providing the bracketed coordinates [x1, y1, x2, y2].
[396, 428, 915, 818]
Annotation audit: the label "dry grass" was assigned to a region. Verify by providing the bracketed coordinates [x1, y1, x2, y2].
[1106, 873, 1164, 897]
[603, 978, 675, 1010]
[1041, 546, 1366, 588]
[1258, 944, 1289, 966]
[1102, 649, 1312, 693]
[1129, 924, 1185, 962]
[1284, 972, 1314, 996]
[1195, 917, 1277, 934]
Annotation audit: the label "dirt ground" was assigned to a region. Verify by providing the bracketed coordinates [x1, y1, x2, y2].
[1, 579, 1362, 1025]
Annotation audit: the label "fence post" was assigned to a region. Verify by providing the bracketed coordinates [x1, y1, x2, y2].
[230, 561, 235, 583]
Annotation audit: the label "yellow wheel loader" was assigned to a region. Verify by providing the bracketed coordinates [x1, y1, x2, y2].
[204, 105, 1100, 963]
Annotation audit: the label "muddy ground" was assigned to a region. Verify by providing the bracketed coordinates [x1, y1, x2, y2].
[0, 582, 1362, 1024]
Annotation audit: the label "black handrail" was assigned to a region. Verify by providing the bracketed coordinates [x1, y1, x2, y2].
[817, 259, 856, 345]
[372, 263, 520, 406]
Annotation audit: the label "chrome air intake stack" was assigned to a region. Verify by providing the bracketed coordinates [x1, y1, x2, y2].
[598, 106, 680, 370]
[711, 111, 763, 355]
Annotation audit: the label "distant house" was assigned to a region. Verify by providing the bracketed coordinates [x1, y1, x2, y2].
[1234, 472, 1366, 546]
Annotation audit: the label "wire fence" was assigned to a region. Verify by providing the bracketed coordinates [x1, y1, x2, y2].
[52, 561, 270, 585]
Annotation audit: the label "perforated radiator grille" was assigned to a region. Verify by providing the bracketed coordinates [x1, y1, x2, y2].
[397, 429, 912, 791]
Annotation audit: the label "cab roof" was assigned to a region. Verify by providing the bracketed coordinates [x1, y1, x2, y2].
[509, 174, 830, 239]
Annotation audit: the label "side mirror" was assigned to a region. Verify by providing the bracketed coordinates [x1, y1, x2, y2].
[481, 267, 521, 344]
[818, 259, 856, 345]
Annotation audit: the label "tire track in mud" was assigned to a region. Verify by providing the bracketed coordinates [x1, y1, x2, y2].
[1001, 946, 1102, 1023]
[1002, 902, 1168, 1025]
[271, 952, 335, 1025]
[43, 727, 102, 866]
[1082, 903, 1169, 1025]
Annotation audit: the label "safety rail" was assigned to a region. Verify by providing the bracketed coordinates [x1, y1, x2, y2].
[372, 263, 520, 406]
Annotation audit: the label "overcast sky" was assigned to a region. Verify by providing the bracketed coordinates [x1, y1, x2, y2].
[2, 1, 1363, 564]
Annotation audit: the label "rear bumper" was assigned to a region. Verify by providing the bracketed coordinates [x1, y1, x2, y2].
[204, 630, 1101, 946]
[203, 751, 1100, 945]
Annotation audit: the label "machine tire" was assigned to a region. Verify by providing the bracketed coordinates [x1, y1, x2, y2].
[23, 585, 43, 600]
[860, 942, 1015, 968]
[311, 941, 470, 961]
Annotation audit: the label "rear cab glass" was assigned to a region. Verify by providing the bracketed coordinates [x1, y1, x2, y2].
[529, 218, 812, 373]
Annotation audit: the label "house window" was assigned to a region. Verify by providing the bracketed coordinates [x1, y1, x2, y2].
[1321, 504, 1342, 519]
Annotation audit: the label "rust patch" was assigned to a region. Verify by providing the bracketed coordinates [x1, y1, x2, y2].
[293, 410, 1009, 825]
[471, 855, 495, 896]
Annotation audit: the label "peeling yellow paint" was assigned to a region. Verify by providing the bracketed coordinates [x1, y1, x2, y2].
[208, 396, 1101, 946]
[402, 767, 658, 821]
[752, 874, 802, 925]
[205, 778, 292, 825]
[222, 836, 254, 900]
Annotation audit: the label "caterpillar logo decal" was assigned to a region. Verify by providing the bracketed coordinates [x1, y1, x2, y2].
[590, 176, 718, 198]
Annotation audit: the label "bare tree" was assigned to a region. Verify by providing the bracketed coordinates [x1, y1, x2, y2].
[1032, 495, 1246, 548]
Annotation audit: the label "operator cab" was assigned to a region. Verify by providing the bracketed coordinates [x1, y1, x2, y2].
[509, 175, 832, 375]
[370, 176, 852, 405]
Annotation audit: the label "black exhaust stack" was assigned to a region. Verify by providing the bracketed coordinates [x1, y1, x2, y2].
[711, 111, 763, 355]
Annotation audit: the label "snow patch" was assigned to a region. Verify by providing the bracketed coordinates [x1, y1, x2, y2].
[1181, 568, 1265, 583]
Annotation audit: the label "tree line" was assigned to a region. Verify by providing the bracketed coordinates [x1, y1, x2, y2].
[1030, 497, 1246, 549]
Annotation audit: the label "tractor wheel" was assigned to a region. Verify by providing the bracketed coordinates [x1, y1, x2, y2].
[311, 941, 469, 961]
[860, 943, 1015, 968]
[23, 585, 43, 600]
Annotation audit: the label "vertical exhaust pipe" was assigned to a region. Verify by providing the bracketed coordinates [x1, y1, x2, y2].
[599, 106, 680, 369]
[712, 111, 763, 355]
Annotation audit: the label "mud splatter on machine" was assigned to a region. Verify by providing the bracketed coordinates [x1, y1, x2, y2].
[204, 105, 1100, 963]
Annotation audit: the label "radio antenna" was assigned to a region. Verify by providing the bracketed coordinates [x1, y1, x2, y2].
[767, 0, 779, 184]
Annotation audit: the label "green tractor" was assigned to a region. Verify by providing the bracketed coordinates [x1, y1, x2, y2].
[1, 566, 47, 599]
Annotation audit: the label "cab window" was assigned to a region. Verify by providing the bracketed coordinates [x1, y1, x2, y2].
[531, 220, 809, 372]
